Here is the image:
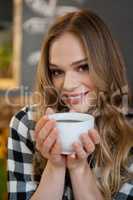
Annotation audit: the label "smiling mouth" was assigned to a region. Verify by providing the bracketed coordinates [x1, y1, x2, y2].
[62, 91, 89, 105]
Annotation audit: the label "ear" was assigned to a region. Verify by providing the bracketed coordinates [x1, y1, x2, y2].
[45, 107, 55, 115]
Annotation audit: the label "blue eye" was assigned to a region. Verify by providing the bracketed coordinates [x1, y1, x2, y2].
[77, 64, 89, 72]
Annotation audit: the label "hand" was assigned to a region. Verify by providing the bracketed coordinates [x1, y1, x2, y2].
[67, 110, 100, 171]
[34, 107, 66, 169]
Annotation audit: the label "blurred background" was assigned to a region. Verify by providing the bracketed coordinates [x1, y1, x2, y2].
[0, 0, 133, 199]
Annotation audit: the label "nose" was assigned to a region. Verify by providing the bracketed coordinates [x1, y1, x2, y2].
[63, 71, 80, 90]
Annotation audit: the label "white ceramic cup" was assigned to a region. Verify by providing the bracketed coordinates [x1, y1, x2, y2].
[48, 112, 94, 154]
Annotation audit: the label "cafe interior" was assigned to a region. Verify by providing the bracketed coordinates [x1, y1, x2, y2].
[0, 0, 133, 200]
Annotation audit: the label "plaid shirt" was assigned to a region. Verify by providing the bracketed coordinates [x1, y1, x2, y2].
[7, 106, 133, 200]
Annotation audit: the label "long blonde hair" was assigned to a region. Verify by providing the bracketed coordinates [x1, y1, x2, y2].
[32, 9, 133, 199]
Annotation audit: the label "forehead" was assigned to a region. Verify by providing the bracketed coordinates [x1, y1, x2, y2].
[49, 32, 87, 65]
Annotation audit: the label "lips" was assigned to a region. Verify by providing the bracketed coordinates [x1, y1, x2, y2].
[62, 91, 89, 105]
[62, 90, 89, 98]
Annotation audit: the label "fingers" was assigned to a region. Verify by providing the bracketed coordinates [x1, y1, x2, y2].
[39, 119, 56, 140]
[35, 107, 57, 152]
[41, 128, 58, 154]
[36, 127, 58, 154]
[35, 115, 49, 136]
[88, 129, 100, 144]
[35, 107, 56, 140]
[80, 133, 95, 154]
[35, 108, 65, 167]
[45, 107, 55, 115]
[35, 119, 56, 152]
[72, 142, 87, 160]
[51, 136, 62, 155]
[72, 129, 100, 159]
[35, 107, 55, 134]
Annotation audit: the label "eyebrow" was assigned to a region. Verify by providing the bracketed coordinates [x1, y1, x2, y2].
[49, 57, 88, 69]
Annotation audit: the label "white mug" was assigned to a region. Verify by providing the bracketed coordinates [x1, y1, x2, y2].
[48, 112, 94, 154]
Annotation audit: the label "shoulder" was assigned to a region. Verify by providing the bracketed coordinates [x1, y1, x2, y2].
[9, 104, 37, 129]
[9, 105, 37, 142]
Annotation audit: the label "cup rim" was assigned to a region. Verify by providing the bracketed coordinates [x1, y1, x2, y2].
[48, 112, 94, 122]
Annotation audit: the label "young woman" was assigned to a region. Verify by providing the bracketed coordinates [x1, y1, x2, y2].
[8, 9, 133, 200]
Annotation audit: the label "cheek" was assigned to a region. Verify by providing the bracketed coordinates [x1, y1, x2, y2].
[53, 78, 64, 90]
[82, 75, 95, 91]
[87, 79, 95, 90]
[52, 74, 95, 91]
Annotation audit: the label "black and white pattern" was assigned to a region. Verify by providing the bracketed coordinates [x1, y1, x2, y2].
[7, 106, 133, 200]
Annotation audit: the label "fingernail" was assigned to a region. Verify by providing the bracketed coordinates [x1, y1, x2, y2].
[70, 153, 76, 159]
[46, 107, 55, 114]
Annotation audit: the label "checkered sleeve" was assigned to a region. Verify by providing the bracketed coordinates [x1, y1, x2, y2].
[113, 157, 133, 200]
[113, 180, 133, 200]
[7, 107, 38, 200]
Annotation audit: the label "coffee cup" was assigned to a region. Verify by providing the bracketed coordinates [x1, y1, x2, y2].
[48, 112, 94, 154]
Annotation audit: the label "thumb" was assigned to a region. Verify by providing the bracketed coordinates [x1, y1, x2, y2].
[45, 107, 55, 115]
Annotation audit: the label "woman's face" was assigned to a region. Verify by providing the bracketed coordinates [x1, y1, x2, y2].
[49, 32, 95, 112]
